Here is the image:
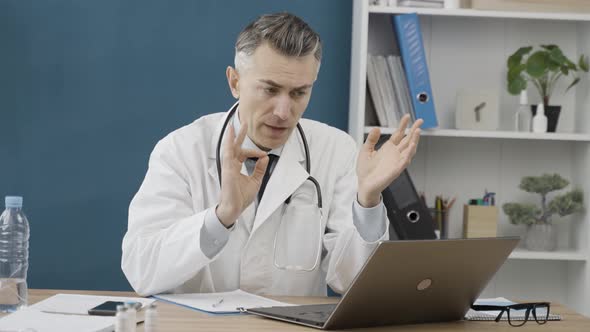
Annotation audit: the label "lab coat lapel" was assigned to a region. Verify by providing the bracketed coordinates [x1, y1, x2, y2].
[251, 132, 308, 235]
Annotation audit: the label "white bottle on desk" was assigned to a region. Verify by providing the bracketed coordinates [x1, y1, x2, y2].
[145, 303, 159, 332]
[125, 302, 137, 332]
[115, 305, 128, 332]
[532, 103, 547, 133]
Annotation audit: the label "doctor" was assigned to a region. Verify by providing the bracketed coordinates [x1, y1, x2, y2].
[122, 12, 422, 297]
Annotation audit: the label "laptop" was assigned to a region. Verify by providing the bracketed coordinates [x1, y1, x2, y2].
[245, 237, 519, 329]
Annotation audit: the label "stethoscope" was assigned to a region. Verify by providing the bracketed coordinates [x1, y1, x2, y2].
[215, 102, 323, 272]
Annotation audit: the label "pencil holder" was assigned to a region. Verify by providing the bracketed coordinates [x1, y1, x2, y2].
[462, 205, 498, 238]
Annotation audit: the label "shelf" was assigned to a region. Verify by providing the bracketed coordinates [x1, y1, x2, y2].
[508, 249, 587, 261]
[364, 127, 590, 142]
[369, 5, 590, 22]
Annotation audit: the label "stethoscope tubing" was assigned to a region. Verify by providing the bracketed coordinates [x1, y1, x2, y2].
[215, 102, 322, 208]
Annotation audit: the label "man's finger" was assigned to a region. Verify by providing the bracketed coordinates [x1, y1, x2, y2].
[224, 125, 237, 159]
[251, 155, 270, 184]
[390, 114, 410, 145]
[401, 141, 417, 165]
[411, 127, 422, 148]
[397, 135, 410, 152]
[235, 121, 249, 146]
[410, 118, 424, 133]
[239, 149, 267, 163]
[395, 117, 423, 150]
[363, 127, 381, 153]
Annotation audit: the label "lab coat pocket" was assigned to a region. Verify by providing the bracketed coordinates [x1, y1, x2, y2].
[273, 198, 322, 272]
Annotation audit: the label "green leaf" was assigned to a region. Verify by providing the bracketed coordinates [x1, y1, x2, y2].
[541, 44, 558, 51]
[508, 76, 527, 95]
[579, 54, 590, 72]
[520, 173, 569, 195]
[548, 189, 584, 217]
[565, 59, 577, 70]
[502, 203, 538, 225]
[508, 54, 522, 69]
[565, 77, 581, 92]
[526, 51, 549, 78]
[547, 60, 560, 72]
[508, 46, 532, 68]
[507, 63, 526, 80]
[548, 48, 567, 65]
[560, 66, 569, 75]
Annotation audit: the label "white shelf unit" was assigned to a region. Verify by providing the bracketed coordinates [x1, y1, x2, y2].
[369, 5, 590, 21]
[509, 249, 587, 261]
[349, 0, 590, 316]
[364, 127, 590, 141]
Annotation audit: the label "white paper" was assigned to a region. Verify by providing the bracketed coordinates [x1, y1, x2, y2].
[0, 308, 114, 332]
[0, 294, 156, 332]
[154, 289, 293, 314]
[30, 293, 155, 315]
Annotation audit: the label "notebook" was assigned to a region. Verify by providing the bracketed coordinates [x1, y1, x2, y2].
[465, 297, 562, 321]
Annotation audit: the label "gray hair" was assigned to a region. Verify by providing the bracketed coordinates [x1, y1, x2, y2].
[234, 13, 322, 71]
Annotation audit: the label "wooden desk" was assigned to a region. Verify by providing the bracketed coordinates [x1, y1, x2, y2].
[23, 289, 590, 331]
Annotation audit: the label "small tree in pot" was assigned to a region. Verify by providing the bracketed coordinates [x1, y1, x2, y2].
[507, 45, 589, 132]
[503, 173, 584, 251]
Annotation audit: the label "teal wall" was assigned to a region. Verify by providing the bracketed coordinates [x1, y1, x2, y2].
[0, 0, 352, 290]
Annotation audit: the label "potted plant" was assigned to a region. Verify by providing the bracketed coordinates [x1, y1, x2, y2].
[506, 44, 589, 132]
[503, 173, 584, 251]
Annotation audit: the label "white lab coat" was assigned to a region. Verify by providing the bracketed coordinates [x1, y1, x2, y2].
[121, 105, 389, 296]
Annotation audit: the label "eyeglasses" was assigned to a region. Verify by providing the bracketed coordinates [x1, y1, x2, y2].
[471, 302, 551, 327]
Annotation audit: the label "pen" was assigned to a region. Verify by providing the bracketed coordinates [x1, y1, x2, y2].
[212, 298, 224, 308]
[435, 195, 443, 229]
[446, 196, 456, 210]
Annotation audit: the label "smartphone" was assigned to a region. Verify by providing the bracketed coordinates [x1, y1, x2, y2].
[88, 301, 126, 316]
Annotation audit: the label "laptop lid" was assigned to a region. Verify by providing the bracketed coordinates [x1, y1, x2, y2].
[322, 237, 519, 329]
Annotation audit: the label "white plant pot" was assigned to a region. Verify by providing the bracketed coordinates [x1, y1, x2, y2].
[524, 223, 557, 251]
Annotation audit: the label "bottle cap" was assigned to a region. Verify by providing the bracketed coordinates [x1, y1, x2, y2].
[5, 196, 23, 209]
[519, 90, 528, 105]
[125, 301, 141, 309]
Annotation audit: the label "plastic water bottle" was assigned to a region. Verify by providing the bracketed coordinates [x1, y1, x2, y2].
[0, 196, 30, 312]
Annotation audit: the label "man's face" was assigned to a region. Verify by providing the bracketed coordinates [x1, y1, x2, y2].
[227, 43, 319, 150]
